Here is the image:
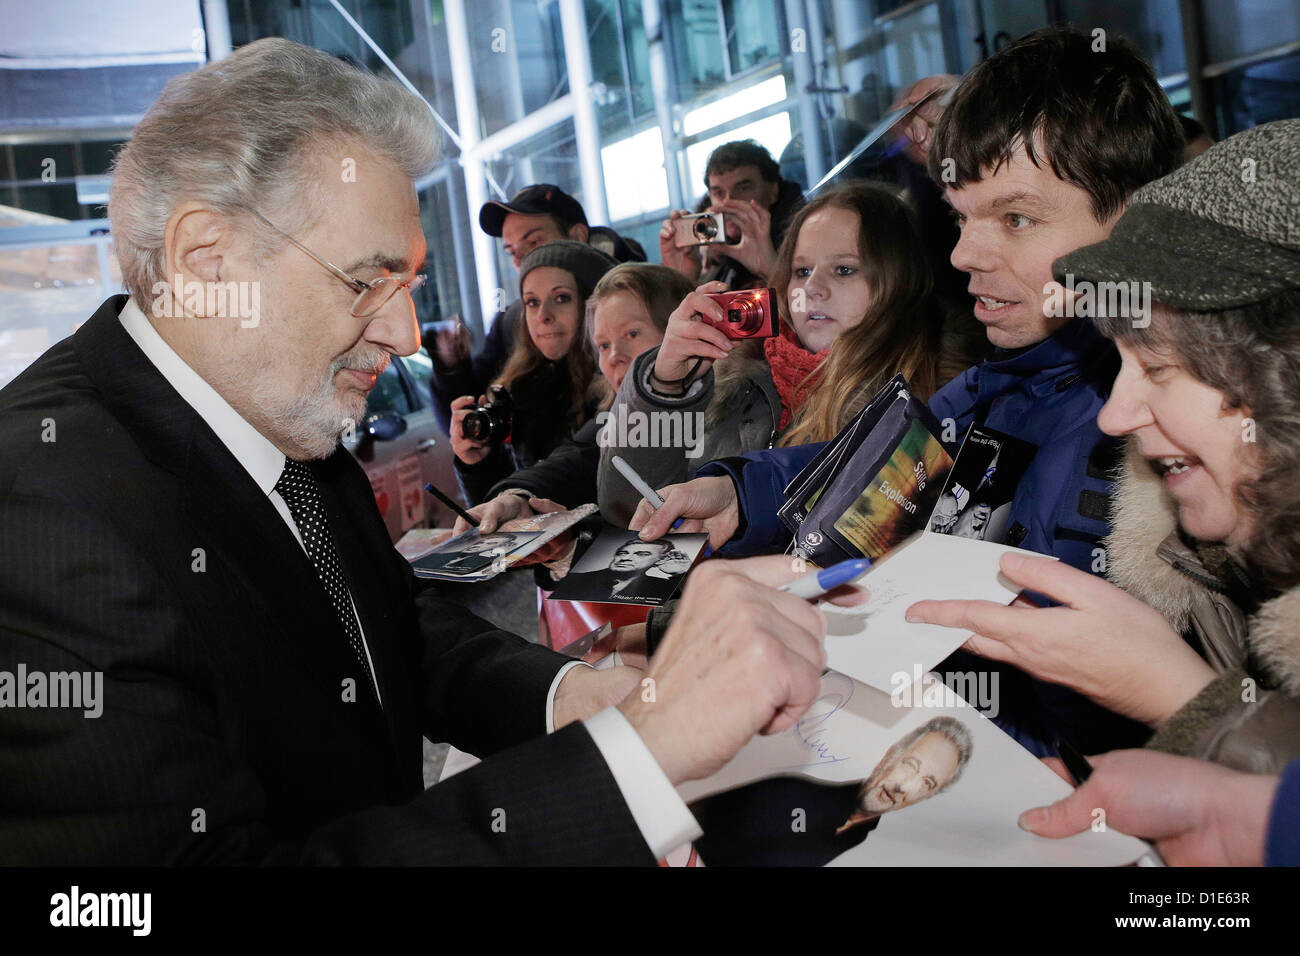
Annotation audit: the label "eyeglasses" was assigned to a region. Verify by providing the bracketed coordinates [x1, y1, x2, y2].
[247, 208, 427, 317]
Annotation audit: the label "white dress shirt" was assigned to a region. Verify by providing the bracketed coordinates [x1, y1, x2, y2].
[117, 299, 700, 859]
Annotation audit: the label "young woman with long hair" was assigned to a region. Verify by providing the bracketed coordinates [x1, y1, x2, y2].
[598, 181, 976, 524]
[450, 241, 617, 504]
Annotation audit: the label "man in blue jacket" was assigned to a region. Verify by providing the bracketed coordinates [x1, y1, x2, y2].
[632, 26, 1185, 757]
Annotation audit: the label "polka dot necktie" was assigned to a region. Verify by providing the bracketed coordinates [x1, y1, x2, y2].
[274, 458, 378, 703]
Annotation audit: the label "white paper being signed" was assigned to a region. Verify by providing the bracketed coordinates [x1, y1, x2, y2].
[678, 671, 1149, 867]
[819, 531, 1052, 693]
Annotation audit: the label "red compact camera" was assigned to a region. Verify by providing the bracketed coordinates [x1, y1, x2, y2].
[702, 287, 780, 339]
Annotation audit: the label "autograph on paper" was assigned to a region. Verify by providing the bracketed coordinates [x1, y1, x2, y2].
[787, 672, 855, 769]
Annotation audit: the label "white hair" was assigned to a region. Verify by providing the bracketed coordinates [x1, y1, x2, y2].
[109, 38, 439, 304]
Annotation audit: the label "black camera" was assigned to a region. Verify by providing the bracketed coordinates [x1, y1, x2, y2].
[462, 384, 514, 443]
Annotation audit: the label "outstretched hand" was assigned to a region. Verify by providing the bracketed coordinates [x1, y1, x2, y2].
[905, 552, 1216, 726]
[1020, 749, 1275, 866]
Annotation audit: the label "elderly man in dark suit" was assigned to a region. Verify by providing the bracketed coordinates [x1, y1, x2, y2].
[0, 39, 842, 865]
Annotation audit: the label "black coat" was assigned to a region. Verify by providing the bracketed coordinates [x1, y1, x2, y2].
[454, 359, 596, 505]
[0, 296, 652, 865]
[484, 415, 601, 508]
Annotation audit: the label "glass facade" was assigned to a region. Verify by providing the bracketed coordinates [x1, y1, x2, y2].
[465, 0, 570, 138]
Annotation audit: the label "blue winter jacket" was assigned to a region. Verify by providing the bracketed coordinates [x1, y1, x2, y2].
[699, 318, 1150, 756]
[1268, 760, 1300, 865]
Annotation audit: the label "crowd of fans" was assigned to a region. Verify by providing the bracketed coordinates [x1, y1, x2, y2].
[434, 24, 1300, 866]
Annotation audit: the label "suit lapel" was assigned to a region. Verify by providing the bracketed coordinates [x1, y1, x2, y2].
[74, 297, 395, 748]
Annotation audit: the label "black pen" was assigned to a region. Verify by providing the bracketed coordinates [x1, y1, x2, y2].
[1056, 738, 1167, 866]
[424, 482, 479, 527]
[1056, 738, 1092, 785]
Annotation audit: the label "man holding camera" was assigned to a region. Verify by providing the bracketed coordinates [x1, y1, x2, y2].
[660, 140, 805, 291]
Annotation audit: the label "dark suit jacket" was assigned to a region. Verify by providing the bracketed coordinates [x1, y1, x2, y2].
[690, 776, 877, 866]
[0, 296, 653, 865]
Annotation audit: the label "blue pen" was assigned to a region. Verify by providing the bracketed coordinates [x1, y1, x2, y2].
[780, 557, 872, 600]
[611, 455, 685, 531]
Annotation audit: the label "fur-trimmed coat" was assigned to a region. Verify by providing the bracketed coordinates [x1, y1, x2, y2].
[1106, 440, 1300, 773]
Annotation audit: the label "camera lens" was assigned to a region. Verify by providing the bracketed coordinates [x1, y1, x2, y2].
[693, 217, 718, 240]
[463, 411, 488, 441]
[726, 301, 760, 333]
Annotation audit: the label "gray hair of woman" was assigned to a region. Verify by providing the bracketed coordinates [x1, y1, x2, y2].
[1095, 290, 1300, 588]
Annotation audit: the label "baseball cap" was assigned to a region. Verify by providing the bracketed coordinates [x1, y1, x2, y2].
[1054, 119, 1300, 312]
[479, 184, 588, 237]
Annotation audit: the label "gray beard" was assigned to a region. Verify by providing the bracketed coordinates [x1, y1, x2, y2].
[239, 348, 390, 460]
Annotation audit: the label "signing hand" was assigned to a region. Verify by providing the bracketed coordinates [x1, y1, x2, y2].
[449, 394, 491, 466]
[1020, 749, 1276, 866]
[629, 475, 741, 550]
[905, 552, 1216, 726]
[659, 209, 704, 282]
[653, 281, 734, 384]
[617, 555, 864, 785]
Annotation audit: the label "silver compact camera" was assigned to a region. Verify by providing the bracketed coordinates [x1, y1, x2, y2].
[673, 211, 728, 248]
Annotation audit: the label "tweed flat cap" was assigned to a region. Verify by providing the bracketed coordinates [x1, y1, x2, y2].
[1054, 119, 1300, 311]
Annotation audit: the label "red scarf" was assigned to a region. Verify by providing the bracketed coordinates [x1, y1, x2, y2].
[763, 324, 828, 430]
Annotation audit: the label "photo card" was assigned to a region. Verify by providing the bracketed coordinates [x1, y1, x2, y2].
[679, 670, 1150, 867]
[410, 528, 543, 580]
[927, 424, 1038, 544]
[549, 526, 709, 607]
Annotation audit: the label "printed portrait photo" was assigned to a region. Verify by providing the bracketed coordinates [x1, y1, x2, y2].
[549, 527, 708, 607]
[414, 529, 541, 577]
[927, 426, 1037, 544]
[690, 716, 974, 866]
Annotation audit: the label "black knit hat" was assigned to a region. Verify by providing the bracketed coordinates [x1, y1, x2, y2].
[1054, 119, 1300, 311]
[518, 240, 617, 298]
[479, 183, 588, 237]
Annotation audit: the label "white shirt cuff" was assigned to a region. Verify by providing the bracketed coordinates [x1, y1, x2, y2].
[582, 706, 702, 859]
[545, 661, 588, 734]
